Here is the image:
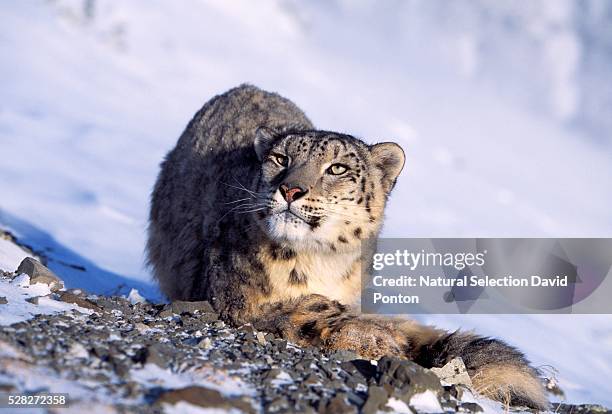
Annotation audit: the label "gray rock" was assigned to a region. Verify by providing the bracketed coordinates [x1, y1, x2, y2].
[0, 296, 7, 304]
[362, 386, 388, 414]
[459, 402, 483, 412]
[25, 296, 40, 304]
[377, 356, 443, 402]
[170, 300, 215, 314]
[303, 373, 320, 386]
[132, 343, 174, 368]
[266, 396, 289, 412]
[553, 403, 612, 414]
[158, 309, 174, 318]
[156, 386, 254, 413]
[430, 357, 472, 387]
[325, 393, 357, 414]
[256, 331, 267, 345]
[58, 291, 101, 311]
[16, 257, 64, 292]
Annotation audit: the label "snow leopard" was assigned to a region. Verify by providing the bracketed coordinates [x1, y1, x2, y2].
[147, 84, 548, 409]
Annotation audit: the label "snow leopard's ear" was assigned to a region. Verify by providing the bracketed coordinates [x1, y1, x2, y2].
[370, 142, 405, 194]
[254, 126, 277, 161]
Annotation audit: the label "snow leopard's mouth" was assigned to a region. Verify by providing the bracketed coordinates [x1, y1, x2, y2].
[277, 209, 321, 228]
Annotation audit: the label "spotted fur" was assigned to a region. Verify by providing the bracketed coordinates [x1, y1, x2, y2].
[147, 85, 548, 410]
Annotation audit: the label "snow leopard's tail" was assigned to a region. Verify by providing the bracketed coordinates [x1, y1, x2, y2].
[411, 330, 549, 410]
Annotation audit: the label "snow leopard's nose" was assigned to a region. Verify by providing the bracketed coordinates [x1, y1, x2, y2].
[279, 184, 308, 203]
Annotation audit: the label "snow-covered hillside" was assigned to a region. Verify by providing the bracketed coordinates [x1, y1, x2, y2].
[1, 0, 611, 406]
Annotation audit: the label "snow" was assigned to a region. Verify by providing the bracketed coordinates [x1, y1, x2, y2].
[458, 388, 513, 414]
[0, 236, 31, 273]
[0, 274, 93, 325]
[130, 363, 255, 398]
[409, 390, 444, 413]
[127, 288, 146, 305]
[0, 339, 116, 409]
[269, 370, 294, 387]
[386, 397, 413, 413]
[1, 0, 611, 407]
[162, 402, 241, 414]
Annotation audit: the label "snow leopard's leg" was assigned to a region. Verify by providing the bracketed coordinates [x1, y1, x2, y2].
[251, 294, 548, 410]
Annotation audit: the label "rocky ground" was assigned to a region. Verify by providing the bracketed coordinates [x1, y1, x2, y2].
[0, 236, 610, 414]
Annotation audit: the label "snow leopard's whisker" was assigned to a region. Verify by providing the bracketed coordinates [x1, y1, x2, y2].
[218, 202, 268, 221]
[223, 197, 256, 205]
[221, 183, 258, 195]
[221, 202, 267, 214]
[222, 195, 269, 205]
[230, 202, 269, 211]
[230, 175, 269, 196]
[235, 207, 267, 214]
[221, 182, 267, 197]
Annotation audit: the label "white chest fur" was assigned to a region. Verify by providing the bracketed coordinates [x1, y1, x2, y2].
[262, 249, 362, 306]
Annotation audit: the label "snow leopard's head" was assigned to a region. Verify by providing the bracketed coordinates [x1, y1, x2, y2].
[253, 128, 404, 252]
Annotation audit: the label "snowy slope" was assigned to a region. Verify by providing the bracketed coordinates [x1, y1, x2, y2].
[0, 235, 31, 272]
[1, 0, 611, 406]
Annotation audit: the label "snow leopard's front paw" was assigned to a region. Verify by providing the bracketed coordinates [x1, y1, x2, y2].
[323, 317, 404, 360]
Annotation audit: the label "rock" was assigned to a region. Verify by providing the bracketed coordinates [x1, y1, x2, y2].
[198, 337, 213, 349]
[0, 383, 16, 392]
[0, 296, 7, 304]
[447, 384, 466, 400]
[170, 300, 215, 314]
[266, 396, 289, 412]
[65, 288, 87, 297]
[459, 402, 483, 412]
[133, 322, 151, 333]
[58, 291, 101, 311]
[325, 393, 357, 414]
[304, 373, 321, 387]
[553, 404, 612, 414]
[67, 342, 89, 359]
[377, 357, 442, 401]
[264, 368, 289, 381]
[341, 359, 377, 381]
[127, 288, 146, 305]
[158, 309, 174, 318]
[362, 386, 388, 414]
[133, 343, 174, 368]
[112, 361, 130, 378]
[239, 324, 255, 334]
[25, 296, 40, 304]
[156, 386, 254, 413]
[346, 392, 365, 408]
[180, 314, 215, 330]
[256, 331, 267, 345]
[16, 257, 64, 292]
[92, 297, 132, 316]
[430, 357, 472, 387]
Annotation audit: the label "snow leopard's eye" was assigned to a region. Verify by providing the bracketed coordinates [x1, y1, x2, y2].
[327, 164, 348, 175]
[271, 153, 288, 167]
